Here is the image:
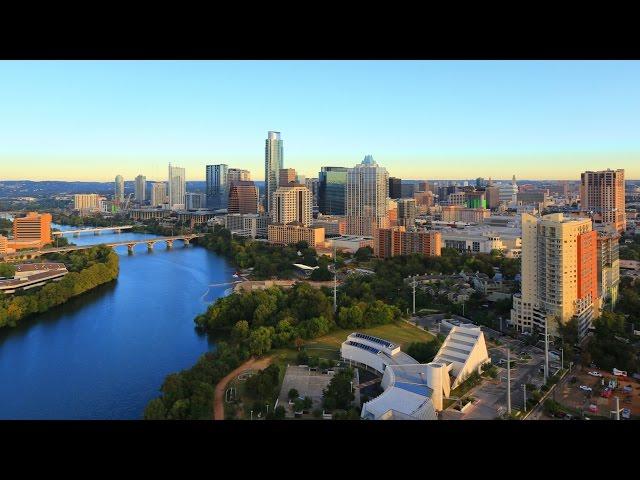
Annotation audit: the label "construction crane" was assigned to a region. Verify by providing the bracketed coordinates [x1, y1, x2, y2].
[121, 192, 134, 212]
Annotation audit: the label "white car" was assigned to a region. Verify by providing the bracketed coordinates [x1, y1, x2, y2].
[587, 371, 603, 377]
[579, 385, 593, 392]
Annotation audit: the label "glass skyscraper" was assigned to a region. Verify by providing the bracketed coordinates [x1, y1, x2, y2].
[168, 163, 186, 210]
[206, 164, 229, 209]
[318, 166, 347, 215]
[264, 131, 283, 215]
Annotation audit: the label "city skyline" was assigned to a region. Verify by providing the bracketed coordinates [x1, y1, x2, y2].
[1, 61, 640, 181]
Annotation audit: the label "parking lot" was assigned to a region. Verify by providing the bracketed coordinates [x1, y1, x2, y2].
[277, 365, 334, 416]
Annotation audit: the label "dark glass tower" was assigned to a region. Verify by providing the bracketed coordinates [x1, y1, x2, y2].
[318, 166, 348, 215]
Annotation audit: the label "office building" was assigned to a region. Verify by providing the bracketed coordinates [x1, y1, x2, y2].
[511, 213, 599, 338]
[441, 206, 490, 224]
[114, 175, 125, 204]
[388, 177, 402, 199]
[168, 163, 186, 210]
[267, 223, 325, 248]
[305, 178, 319, 208]
[73, 194, 102, 212]
[185, 192, 207, 210]
[448, 192, 466, 206]
[206, 164, 229, 209]
[272, 184, 312, 226]
[498, 175, 518, 204]
[224, 213, 270, 238]
[400, 183, 415, 198]
[413, 191, 435, 212]
[228, 181, 259, 215]
[0, 235, 8, 255]
[227, 168, 251, 183]
[580, 169, 626, 232]
[345, 155, 390, 236]
[279, 168, 297, 186]
[517, 190, 548, 207]
[397, 198, 417, 228]
[11, 212, 52, 248]
[312, 215, 347, 236]
[151, 182, 168, 207]
[416, 181, 430, 193]
[466, 191, 487, 209]
[318, 167, 348, 215]
[264, 131, 284, 215]
[387, 199, 398, 226]
[135, 174, 147, 203]
[485, 185, 501, 209]
[377, 226, 442, 259]
[437, 185, 457, 203]
[596, 227, 620, 308]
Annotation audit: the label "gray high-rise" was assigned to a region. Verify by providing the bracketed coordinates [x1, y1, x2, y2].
[318, 166, 348, 215]
[114, 175, 125, 203]
[135, 174, 146, 203]
[264, 131, 283, 215]
[206, 164, 229, 209]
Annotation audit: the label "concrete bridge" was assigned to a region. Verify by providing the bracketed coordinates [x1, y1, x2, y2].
[1, 234, 205, 261]
[52, 226, 135, 237]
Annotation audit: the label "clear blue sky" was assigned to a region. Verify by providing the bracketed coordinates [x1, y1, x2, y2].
[0, 60, 638, 181]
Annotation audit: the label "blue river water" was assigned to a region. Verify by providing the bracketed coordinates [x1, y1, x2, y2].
[0, 226, 233, 419]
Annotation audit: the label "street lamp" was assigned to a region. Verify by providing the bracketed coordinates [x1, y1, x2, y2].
[250, 410, 253, 421]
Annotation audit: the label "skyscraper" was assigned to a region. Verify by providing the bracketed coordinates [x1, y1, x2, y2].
[206, 164, 229, 209]
[397, 198, 417, 228]
[227, 168, 251, 183]
[318, 166, 348, 215]
[135, 174, 147, 203]
[388, 177, 402, 199]
[114, 175, 124, 204]
[345, 155, 390, 237]
[580, 169, 626, 232]
[272, 184, 312, 226]
[168, 163, 186, 210]
[264, 131, 284, 215]
[185, 192, 207, 210]
[511, 213, 599, 338]
[228, 181, 259, 214]
[151, 182, 167, 207]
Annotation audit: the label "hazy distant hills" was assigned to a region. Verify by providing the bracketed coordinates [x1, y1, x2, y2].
[0, 180, 265, 198]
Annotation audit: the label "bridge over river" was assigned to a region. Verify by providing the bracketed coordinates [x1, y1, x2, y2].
[1, 234, 205, 261]
[52, 226, 135, 236]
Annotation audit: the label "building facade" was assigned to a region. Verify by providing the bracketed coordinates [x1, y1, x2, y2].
[318, 166, 347, 215]
[279, 168, 297, 186]
[206, 164, 229, 209]
[267, 223, 325, 247]
[596, 228, 620, 309]
[377, 226, 441, 258]
[227, 168, 251, 183]
[168, 163, 186, 210]
[11, 212, 52, 248]
[185, 192, 207, 210]
[134, 174, 146, 203]
[580, 169, 626, 232]
[224, 213, 270, 238]
[345, 155, 390, 236]
[151, 182, 168, 207]
[114, 175, 125, 204]
[272, 184, 312, 227]
[312, 215, 347, 236]
[264, 131, 284, 215]
[73, 194, 102, 212]
[388, 177, 402, 199]
[441, 206, 490, 224]
[397, 198, 417, 228]
[228, 181, 259, 215]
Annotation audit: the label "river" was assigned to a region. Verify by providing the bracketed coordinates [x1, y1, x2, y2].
[0, 225, 233, 419]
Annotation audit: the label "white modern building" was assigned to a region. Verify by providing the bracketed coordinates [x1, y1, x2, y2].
[168, 163, 186, 210]
[345, 155, 390, 236]
[135, 174, 146, 203]
[340, 327, 489, 420]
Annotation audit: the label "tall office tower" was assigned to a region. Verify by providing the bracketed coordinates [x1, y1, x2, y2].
[227, 168, 251, 183]
[595, 227, 620, 309]
[466, 191, 487, 209]
[318, 166, 348, 215]
[151, 182, 168, 207]
[74, 194, 101, 212]
[264, 131, 284, 215]
[135, 174, 147, 203]
[206, 164, 229, 209]
[114, 175, 125, 204]
[185, 192, 207, 210]
[168, 163, 186, 210]
[272, 184, 312, 226]
[397, 198, 417, 228]
[511, 213, 599, 339]
[388, 177, 402, 199]
[485, 185, 500, 209]
[12, 212, 52, 246]
[580, 169, 626, 233]
[345, 155, 390, 236]
[279, 168, 297, 186]
[228, 181, 259, 214]
[305, 177, 319, 208]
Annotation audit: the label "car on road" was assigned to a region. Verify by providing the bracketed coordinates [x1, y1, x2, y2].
[579, 385, 593, 392]
[588, 371, 603, 377]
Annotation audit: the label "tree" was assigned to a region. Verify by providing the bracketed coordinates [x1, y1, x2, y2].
[296, 350, 309, 365]
[273, 405, 286, 419]
[143, 398, 167, 420]
[322, 370, 354, 411]
[354, 246, 373, 262]
[288, 388, 299, 401]
[231, 320, 250, 343]
[310, 266, 331, 281]
[406, 340, 441, 364]
[302, 396, 313, 410]
[248, 326, 274, 356]
[0, 263, 16, 278]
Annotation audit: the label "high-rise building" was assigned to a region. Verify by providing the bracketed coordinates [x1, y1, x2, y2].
[12, 212, 52, 247]
[596, 227, 620, 309]
[279, 168, 297, 186]
[400, 183, 415, 199]
[345, 155, 390, 237]
[511, 213, 599, 338]
[466, 191, 487, 209]
[74, 194, 102, 212]
[388, 177, 402, 199]
[0, 235, 8, 255]
[206, 164, 229, 209]
[224, 213, 270, 238]
[413, 191, 435, 212]
[272, 184, 312, 226]
[397, 198, 417, 228]
[114, 175, 125, 204]
[475, 177, 486, 188]
[135, 174, 147, 203]
[227, 168, 251, 183]
[448, 192, 466, 206]
[580, 169, 626, 233]
[228, 181, 259, 214]
[377, 226, 441, 259]
[305, 178, 320, 208]
[151, 182, 168, 207]
[318, 166, 348, 215]
[264, 131, 284, 215]
[168, 163, 186, 210]
[185, 192, 207, 210]
[485, 185, 500, 209]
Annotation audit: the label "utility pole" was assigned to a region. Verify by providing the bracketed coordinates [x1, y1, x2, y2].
[614, 397, 621, 420]
[522, 383, 527, 412]
[412, 275, 417, 316]
[544, 319, 549, 384]
[560, 347, 564, 371]
[333, 246, 337, 313]
[507, 347, 511, 415]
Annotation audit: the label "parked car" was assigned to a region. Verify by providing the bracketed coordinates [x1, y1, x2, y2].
[580, 385, 593, 392]
[588, 371, 603, 377]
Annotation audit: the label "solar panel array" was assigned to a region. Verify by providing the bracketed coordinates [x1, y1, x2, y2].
[346, 340, 381, 355]
[353, 332, 393, 348]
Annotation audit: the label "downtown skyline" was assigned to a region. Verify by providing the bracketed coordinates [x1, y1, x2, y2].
[1, 60, 640, 181]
